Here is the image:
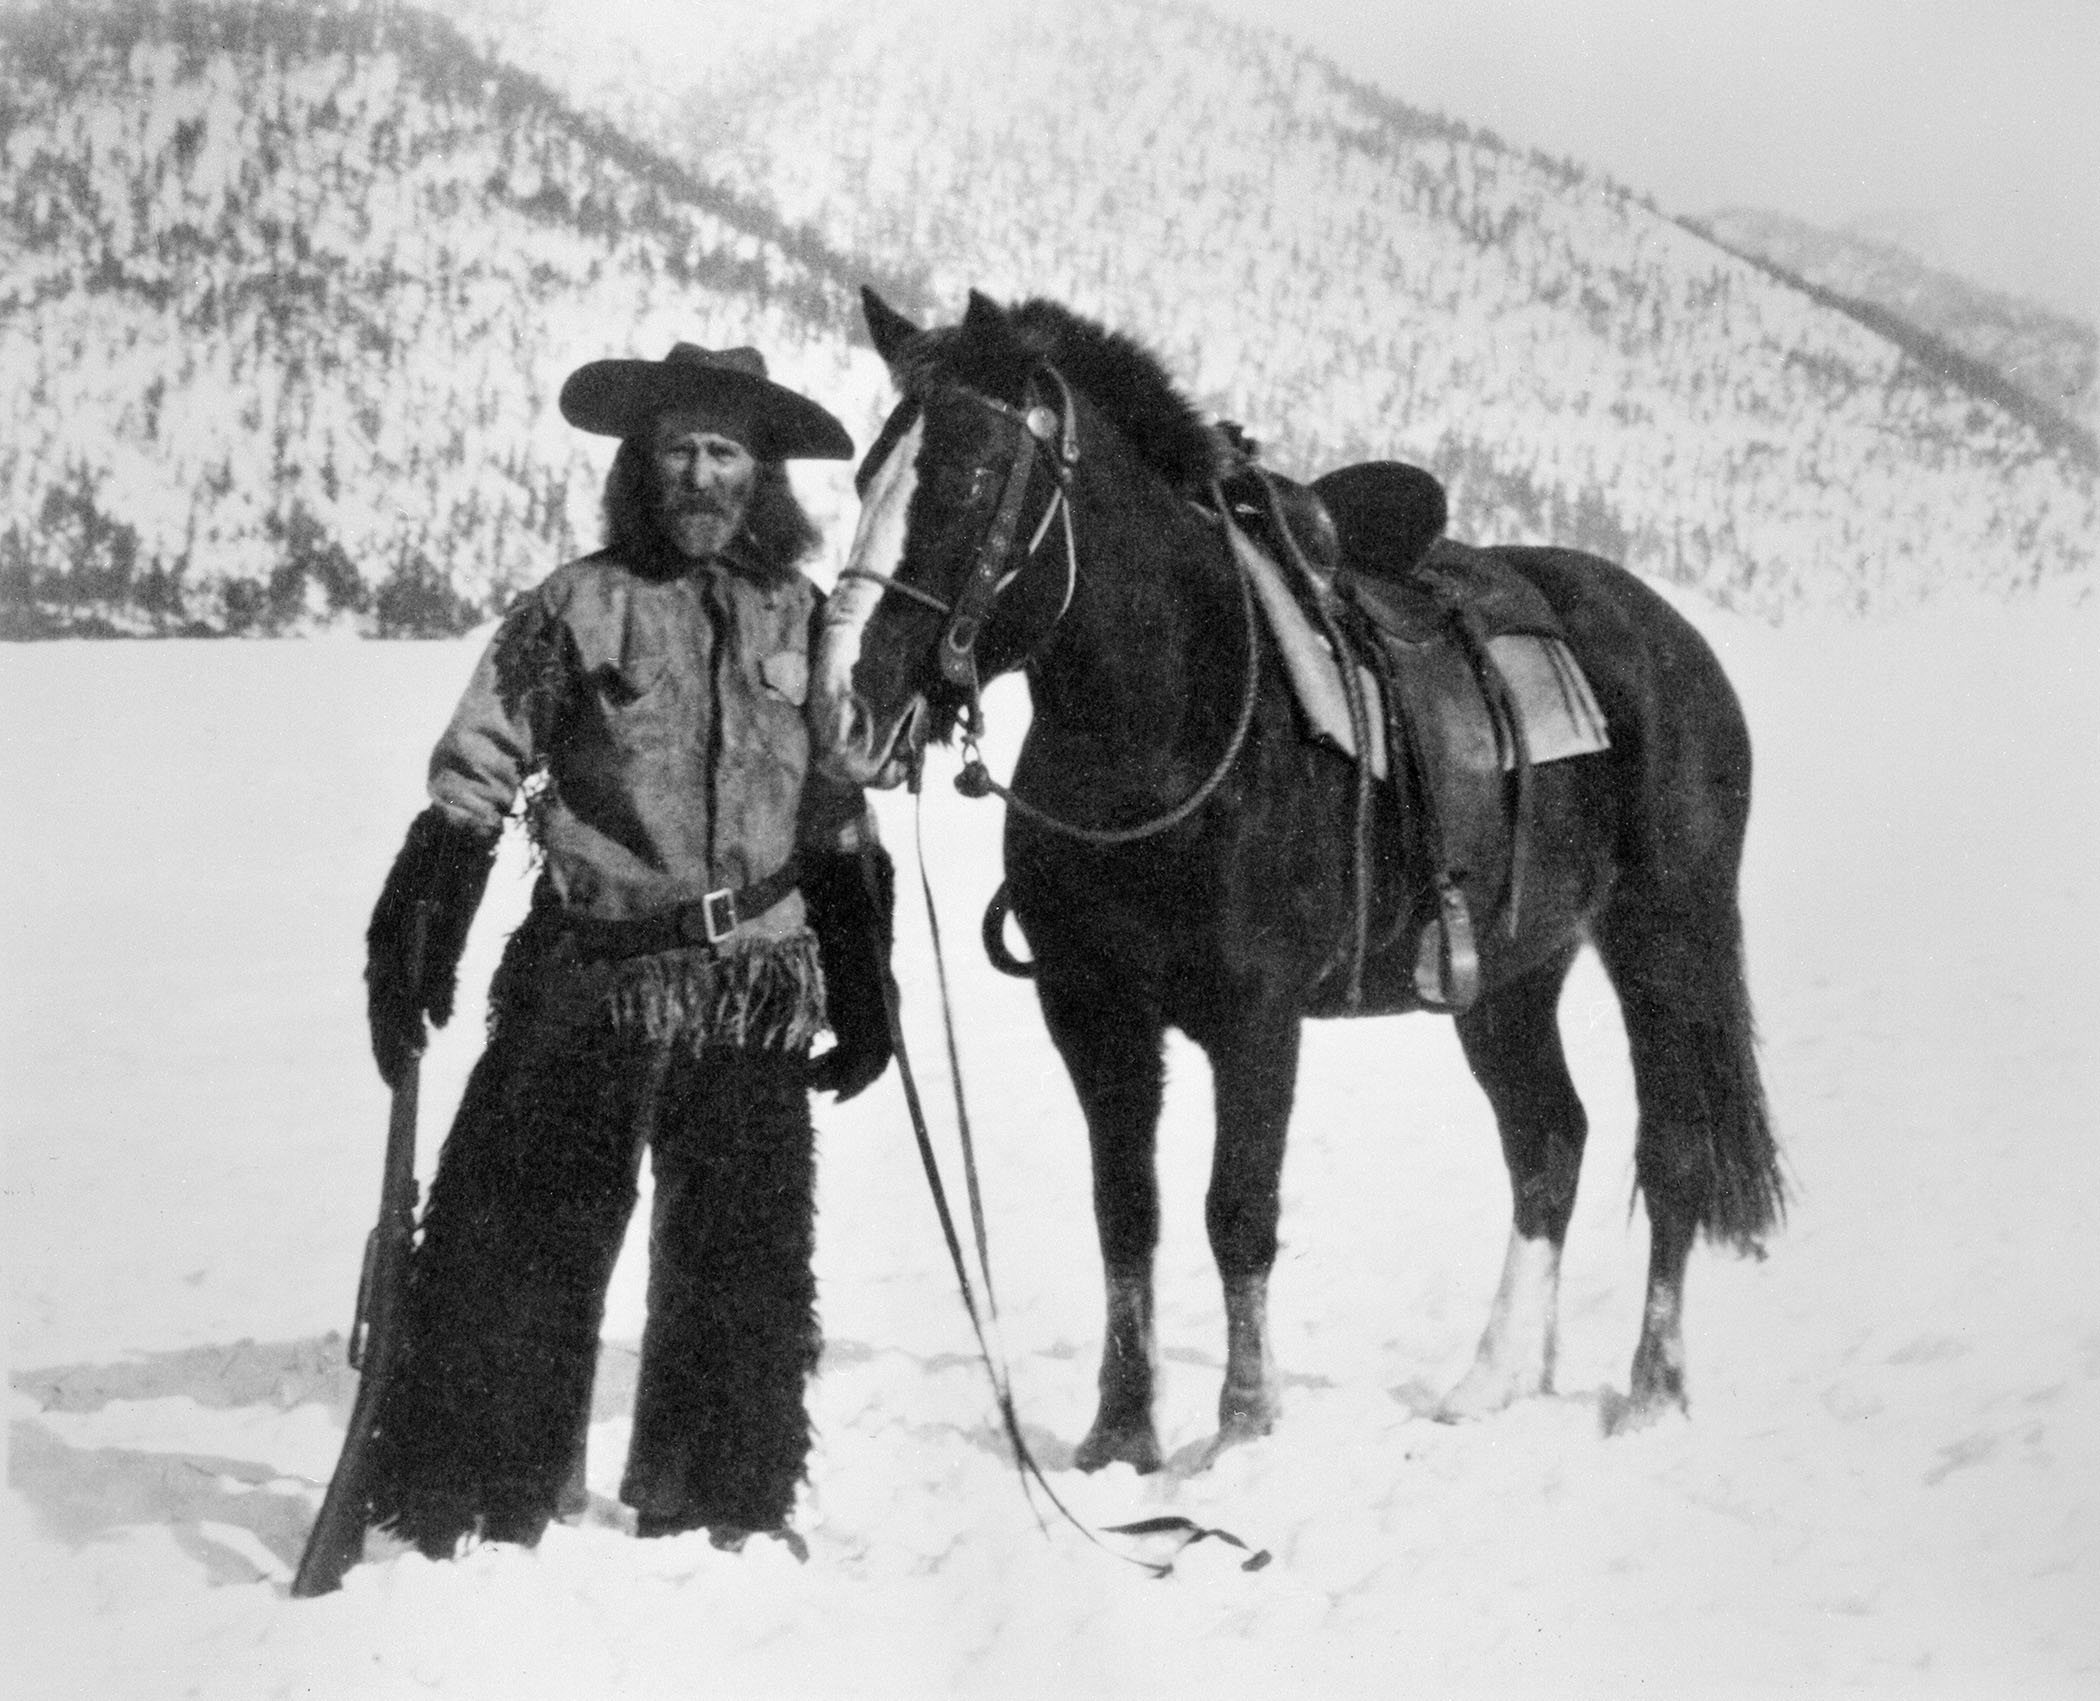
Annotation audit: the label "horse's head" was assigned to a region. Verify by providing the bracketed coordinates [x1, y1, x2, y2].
[812, 288, 1086, 789]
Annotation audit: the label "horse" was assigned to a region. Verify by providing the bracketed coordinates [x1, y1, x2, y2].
[813, 286, 1783, 1470]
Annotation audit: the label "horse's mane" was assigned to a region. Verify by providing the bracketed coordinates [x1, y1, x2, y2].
[900, 297, 1228, 496]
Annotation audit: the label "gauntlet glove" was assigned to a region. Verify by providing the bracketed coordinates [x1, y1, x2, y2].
[365, 805, 498, 1088]
[802, 843, 897, 1102]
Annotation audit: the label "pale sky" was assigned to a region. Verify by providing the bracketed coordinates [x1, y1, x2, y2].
[1199, 0, 2100, 322]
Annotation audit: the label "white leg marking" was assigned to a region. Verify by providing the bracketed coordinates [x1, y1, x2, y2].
[1210, 1272, 1279, 1458]
[1438, 1229, 1563, 1420]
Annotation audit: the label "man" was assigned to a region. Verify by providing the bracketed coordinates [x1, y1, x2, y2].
[360, 342, 895, 1558]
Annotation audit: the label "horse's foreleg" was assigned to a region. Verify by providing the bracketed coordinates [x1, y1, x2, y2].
[1441, 948, 1586, 1420]
[1042, 985, 1168, 1475]
[1079, 1268, 1160, 1473]
[1201, 1015, 1301, 1456]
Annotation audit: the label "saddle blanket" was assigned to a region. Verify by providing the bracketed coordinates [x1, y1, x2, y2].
[1227, 521, 1610, 781]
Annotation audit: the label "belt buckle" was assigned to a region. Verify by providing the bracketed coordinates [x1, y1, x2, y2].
[698, 887, 738, 945]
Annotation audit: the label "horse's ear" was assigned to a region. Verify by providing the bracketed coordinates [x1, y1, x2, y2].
[862, 287, 921, 365]
[956, 289, 1030, 394]
[961, 289, 1008, 339]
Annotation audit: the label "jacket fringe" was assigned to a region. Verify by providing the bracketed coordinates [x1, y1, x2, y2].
[490, 888, 829, 1055]
[603, 931, 827, 1054]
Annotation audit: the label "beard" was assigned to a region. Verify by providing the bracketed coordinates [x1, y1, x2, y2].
[662, 494, 749, 561]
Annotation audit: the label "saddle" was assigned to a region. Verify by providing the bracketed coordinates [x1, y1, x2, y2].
[1218, 459, 1608, 1012]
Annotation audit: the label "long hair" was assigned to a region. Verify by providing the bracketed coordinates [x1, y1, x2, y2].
[601, 438, 822, 582]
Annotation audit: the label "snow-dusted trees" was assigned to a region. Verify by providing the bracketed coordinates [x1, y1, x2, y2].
[515, 0, 2093, 617]
[0, 2, 891, 635]
[4, 0, 2092, 632]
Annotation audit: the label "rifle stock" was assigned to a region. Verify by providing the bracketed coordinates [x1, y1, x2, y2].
[291, 902, 431, 1598]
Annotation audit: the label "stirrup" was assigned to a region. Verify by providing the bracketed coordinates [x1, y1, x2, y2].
[1412, 875, 1481, 1012]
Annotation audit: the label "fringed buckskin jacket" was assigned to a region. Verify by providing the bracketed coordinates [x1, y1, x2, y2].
[426, 544, 869, 1053]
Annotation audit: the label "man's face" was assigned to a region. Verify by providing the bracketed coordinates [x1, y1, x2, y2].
[652, 408, 759, 560]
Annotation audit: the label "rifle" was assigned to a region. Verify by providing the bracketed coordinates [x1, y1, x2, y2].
[292, 902, 432, 1598]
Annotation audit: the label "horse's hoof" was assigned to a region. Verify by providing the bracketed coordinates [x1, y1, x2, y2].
[1073, 1421, 1163, 1475]
[1193, 1407, 1275, 1471]
[1216, 1385, 1280, 1442]
[1601, 1373, 1688, 1436]
[1432, 1364, 1544, 1423]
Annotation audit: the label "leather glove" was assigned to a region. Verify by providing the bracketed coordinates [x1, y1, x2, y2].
[802, 843, 896, 1102]
[366, 805, 498, 1088]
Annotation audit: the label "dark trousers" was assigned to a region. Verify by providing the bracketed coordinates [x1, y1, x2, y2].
[367, 1005, 818, 1555]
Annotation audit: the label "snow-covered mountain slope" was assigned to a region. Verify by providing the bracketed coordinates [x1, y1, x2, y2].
[470, 0, 2097, 617]
[1697, 205, 2098, 447]
[4, 0, 2093, 636]
[0, 0, 906, 635]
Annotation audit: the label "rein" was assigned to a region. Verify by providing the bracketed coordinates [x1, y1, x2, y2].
[866, 822, 1268, 1578]
[951, 522, 1262, 848]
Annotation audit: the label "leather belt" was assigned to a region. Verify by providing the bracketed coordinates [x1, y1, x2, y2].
[562, 857, 803, 961]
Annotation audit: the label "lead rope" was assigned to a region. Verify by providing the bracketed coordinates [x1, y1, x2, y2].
[864, 811, 1269, 1578]
[914, 799, 998, 1317]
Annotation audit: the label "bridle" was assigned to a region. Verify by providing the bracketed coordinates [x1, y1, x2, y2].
[837, 368, 1081, 712]
[835, 366, 1263, 847]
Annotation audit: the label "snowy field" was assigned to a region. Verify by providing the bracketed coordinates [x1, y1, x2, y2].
[5, 580, 2097, 1698]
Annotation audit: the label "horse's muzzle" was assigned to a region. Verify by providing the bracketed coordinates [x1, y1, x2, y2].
[814, 687, 926, 791]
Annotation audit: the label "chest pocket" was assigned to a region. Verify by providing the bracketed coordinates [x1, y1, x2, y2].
[569, 624, 670, 748]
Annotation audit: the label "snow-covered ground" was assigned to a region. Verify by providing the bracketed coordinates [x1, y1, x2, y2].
[5, 582, 2097, 1698]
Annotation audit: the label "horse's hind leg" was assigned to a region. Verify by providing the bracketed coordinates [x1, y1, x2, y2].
[1039, 982, 1170, 1474]
[1592, 884, 1782, 1428]
[1440, 945, 1587, 1420]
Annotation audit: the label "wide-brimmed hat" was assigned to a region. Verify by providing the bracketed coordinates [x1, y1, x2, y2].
[558, 343, 854, 460]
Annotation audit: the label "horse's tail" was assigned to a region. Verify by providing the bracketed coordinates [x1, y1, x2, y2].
[1596, 886, 1786, 1251]
[1567, 565, 1784, 1251]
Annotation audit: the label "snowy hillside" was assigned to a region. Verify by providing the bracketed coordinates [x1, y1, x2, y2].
[1697, 205, 2099, 447]
[6, 0, 2095, 639]
[469, 0, 2098, 616]
[6, 585, 2098, 1696]
[0, 0, 908, 636]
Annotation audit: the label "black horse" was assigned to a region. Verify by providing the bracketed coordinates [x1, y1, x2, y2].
[814, 288, 1782, 1470]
